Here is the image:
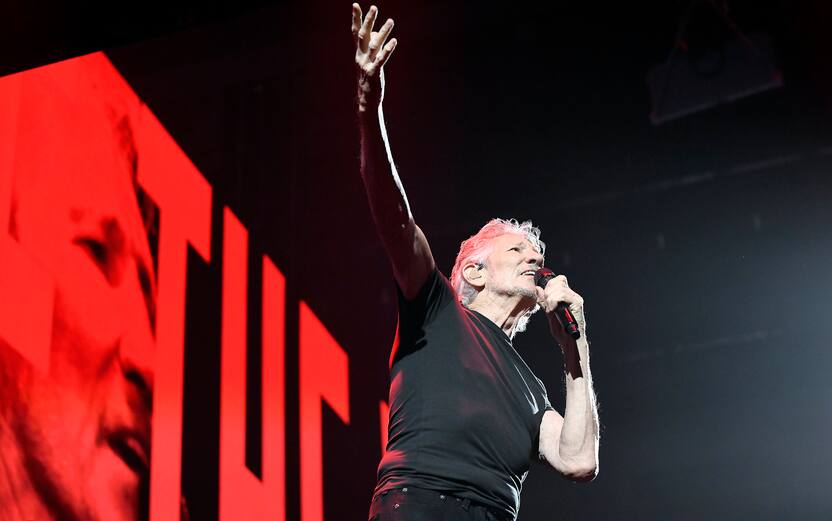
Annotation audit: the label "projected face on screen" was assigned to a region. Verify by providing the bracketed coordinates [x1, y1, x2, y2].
[0, 59, 155, 521]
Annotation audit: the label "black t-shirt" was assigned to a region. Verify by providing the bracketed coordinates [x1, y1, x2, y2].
[374, 268, 554, 518]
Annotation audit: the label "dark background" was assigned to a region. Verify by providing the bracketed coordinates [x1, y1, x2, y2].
[4, 1, 832, 519]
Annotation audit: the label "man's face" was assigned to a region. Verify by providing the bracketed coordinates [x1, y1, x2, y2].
[482, 233, 544, 303]
[6, 85, 155, 521]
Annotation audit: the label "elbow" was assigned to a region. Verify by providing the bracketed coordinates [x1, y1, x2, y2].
[560, 458, 598, 483]
[564, 464, 598, 483]
[542, 435, 600, 483]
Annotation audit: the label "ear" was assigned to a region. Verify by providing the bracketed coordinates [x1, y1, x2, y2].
[462, 261, 486, 290]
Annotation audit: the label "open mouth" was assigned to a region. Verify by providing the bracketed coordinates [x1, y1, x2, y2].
[108, 431, 149, 476]
[520, 270, 536, 277]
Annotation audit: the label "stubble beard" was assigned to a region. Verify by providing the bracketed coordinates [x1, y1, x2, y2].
[492, 279, 538, 310]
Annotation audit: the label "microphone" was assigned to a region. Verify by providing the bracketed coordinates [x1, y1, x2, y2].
[533, 267, 581, 340]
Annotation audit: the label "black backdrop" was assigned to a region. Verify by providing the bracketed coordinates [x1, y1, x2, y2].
[4, 1, 832, 519]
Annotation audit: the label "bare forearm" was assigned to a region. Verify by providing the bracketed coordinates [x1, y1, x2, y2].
[353, 4, 411, 246]
[559, 338, 599, 469]
[358, 103, 413, 239]
[352, 4, 433, 296]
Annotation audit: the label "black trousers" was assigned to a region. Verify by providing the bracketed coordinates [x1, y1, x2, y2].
[368, 487, 513, 521]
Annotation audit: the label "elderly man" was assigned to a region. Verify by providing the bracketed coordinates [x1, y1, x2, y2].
[352, 4, 600, 521]
[0, 55, 155, 521]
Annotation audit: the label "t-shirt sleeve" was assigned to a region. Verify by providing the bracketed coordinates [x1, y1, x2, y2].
[390, 268, 456, 366]
[397, 268, 456, 324]
[532, 376, 556, 449]
[538, 376, 555, 416]
[539, 391, 555, 419]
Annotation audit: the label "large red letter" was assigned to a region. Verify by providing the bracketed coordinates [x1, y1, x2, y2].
[219, 208, 285, 520]
[137, 105, 212, 521]
[299, 302, 350, 521]
[261, 255, 286, 520]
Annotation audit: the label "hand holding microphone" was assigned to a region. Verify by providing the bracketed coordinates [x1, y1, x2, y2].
[533, 267, 583, 341]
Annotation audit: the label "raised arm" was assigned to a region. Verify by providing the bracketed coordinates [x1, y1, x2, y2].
[352, 3, 435, 299]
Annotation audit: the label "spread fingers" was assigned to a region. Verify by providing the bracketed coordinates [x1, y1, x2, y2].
[369, 18, 394, 60]
[375, 38, 398, 69]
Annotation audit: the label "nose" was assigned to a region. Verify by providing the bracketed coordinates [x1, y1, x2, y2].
[527, 250, 544, 268]
[118, 266, 155, 412]
[121, 338, 153, 413]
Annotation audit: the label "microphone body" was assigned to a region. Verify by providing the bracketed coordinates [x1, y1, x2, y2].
[533, 267, 581, 340]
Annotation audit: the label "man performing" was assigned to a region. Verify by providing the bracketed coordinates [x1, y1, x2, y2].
[352, 4, 600, 521]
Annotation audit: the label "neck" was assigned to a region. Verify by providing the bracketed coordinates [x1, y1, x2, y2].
[467, 291, 533, 339]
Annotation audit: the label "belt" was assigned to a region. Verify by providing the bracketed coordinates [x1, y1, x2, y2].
[377, 486, 514, 521]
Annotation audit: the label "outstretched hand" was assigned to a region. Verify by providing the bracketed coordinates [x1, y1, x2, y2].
[352, 3, 397, 112]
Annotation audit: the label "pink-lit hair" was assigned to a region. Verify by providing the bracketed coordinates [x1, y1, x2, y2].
[449, 218, 546, 307]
